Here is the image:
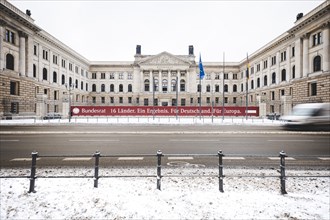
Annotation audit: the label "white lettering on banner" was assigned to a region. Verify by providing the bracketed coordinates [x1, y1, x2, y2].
[224, 109, 241, 115]
[118, 108, 136, 114]
[81, 108, 106, 114]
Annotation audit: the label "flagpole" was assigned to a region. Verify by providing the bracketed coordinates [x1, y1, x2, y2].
[246, 53, 249, 120]
[222, 52, 225, 121]
[199, 74, 202, 120]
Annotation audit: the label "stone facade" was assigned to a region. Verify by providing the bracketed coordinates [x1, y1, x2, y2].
[0, 0, 329, 118]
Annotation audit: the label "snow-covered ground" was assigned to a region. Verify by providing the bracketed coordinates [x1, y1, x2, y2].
[0, 116, 285, 126]
[1, 167, 329, 219]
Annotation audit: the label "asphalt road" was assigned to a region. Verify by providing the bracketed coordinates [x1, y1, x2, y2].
[1, 124, 329, 169]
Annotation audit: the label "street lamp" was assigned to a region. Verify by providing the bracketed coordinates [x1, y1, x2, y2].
[65, 83, 75, 122]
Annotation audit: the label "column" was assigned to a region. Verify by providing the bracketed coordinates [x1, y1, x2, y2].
[26, 35, 34, 78]
[286, 47, 291, 81]
[167, 71, 171, 93]
[295, 38, 302, 78]
[38, 45, 43, 81]
[18, 31, 26, 76]
[323, 23, 330, 72]
[276, 51, 280, 84]
[302, 34, 310, 77]
[0, 21, 5, 70]
[158, 70, 162, 93]
[149, 70, 153, 93]
[140, 70, 144, 93]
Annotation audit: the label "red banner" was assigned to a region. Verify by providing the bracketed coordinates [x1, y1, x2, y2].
[71, 106, 259, 117]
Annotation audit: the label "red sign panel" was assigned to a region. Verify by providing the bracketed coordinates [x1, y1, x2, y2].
[71, 106, 259, 117]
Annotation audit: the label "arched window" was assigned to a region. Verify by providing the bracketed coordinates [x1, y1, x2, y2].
[53, 71, 57, 83]
[81, 81, 84, 90]
[110, 84, 114, 92]
[144, 79, 150, 92]
[6, 54, 14, 70]
[313, 55, 321, 72]
[206, 85, 211, 92]
[171, 79, 177, 91]
[43, 68, 48, 80]
[264, 75, 268, 86]
[101, 84, 105, 92]
[224, 84, 228, 92]
[33, 64, 37, 78]
[272, 72, 276, 84]
[119, 84, 123, 92]
[61, 74, 65, 85]
[281, 69, 286, 82]
[257, 78, 260, 88]
[162, 79, 167, 92]
[128, 84, 132, 92]
[215, 84, 220, 92]
[75, 80, 78, 89]
[233, 84, 237, 92]
[180, 79, 185, 92]
[92, 84, 96, 92]
[292, 65, 295, 79]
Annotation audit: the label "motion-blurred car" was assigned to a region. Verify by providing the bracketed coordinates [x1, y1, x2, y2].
[43, 113, 62, 120]
[281, 103, 330, 131]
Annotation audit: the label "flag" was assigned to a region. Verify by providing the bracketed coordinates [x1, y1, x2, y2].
[199, 54, 205, 79]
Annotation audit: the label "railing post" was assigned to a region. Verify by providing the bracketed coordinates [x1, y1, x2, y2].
[218, 150, 224, 193]
[28, 151, 38, 193]
[279, 150, 287, 194]
[93, 151, 101, 188]
[156, 150, 163, 190]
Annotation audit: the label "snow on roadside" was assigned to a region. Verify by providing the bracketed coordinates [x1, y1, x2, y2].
[1, 167, 329, 219]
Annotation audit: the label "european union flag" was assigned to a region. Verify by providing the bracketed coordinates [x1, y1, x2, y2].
[199, 54, 205, 79]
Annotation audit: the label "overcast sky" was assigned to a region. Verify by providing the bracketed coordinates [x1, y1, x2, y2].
[10, 0, 323, 62]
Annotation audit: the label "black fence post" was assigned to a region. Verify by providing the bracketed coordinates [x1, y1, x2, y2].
[28, 151, 38, 193]
[156, 150, 162, 190]
[218, 150, 224, 193]
[279, 150, 287, 195]
[93, 151, 100, 188]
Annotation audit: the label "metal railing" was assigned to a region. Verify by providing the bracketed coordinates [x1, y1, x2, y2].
[1, 150, 329, 195]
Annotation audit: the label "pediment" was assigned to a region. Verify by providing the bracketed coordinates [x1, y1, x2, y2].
[139, 52, 191, 66]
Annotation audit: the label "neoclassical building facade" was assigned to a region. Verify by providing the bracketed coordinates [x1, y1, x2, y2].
[0, 0, 329, 118]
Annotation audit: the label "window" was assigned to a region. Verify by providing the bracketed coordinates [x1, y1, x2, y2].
[263, 60, 268, 69]
[313, 55, 321, 72]
[215, 85, 220, 92]
[233, 97, 237, 104]
[81, 81, 84, 90]
[181, 99, 186, 106]
[172, 99, 177, 106]
[264, 75, 268, 86]
[272, 72, 276, 84]
[257, 78, 260, 88]
[92, 97, 96, 104]
[92, 73, 97, 79]
[69, 63, 73, 71]
[241, 83, 244, 92]
[171, 79, 177, 92]
[292, 46, 295, 57]
[224, 97, 228, 104]
[53, 55, 58, 64]
[119, 73, 123, 79]
[309, 82, 317, 96]
[61, 59, 66, 68]
[110, 97, 114, 104]
[53, 71, 57, 83]
[312, 32, 322, 46]
[206, 85, 211, 92]
[10, 81, 19, 95]
[281, 69, 286, 82]
[119, 97, 123, 104]
[101, 73, 106, 79]
[144, 80, 150, 92]
[215, 97, 219, 104]
[144, 98, 149, 106]
[34, 45, 38, 56]
[119, 84, 123, 92]
[224, 73, 228, 79]
[10, 102, 19, 114]
[224, 84, 228, 92]
[110, 84, 114, 92]
[233, 84, 237, 92]
[128, 97, 132, 104]
[5, 30, 15, 44]
[206, 97, 210, 104]
[69, 77, 72, 86]
[101, 97, 105, 104]
[33, 64, 37, 78]
[257, 64, 260, 72]
[271, 56, 276, 66]
[154, 79, 159, 92]
[42, 50, 48, 60]
[162, 79, 168, 92]
[128, 84, 132, 92]
[271, 91, 275, 100]
[281, 51, 286, 62]
[197, 84, 201, 92]
[110, 73, 115, 79]
[251, 80, 254, 89]
[215, 73, 220, 80]
[75, 80, 78, 89]
[6, 54, 14, 70]
[233, 74, 238, 80]
[180, 80, 185, 92]
[292, 66, 295, 79]
[128, 73, 133, 80]
[92, 84, 96, 92]
[101, 84, 105, 92]
[43, 68, 48, 80]
[86, 83, 88, 91]
[61, 74, 65, 85]
[190, 98, 194, 104]
[75, 66, 78, 74]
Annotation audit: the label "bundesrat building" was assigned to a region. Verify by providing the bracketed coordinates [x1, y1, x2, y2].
[0, 0, 329, 118]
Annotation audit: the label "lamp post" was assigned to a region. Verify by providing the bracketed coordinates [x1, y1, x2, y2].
[65, 83, 75, 122]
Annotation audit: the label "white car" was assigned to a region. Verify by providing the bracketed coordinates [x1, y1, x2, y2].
[281, 103, 330, 131]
